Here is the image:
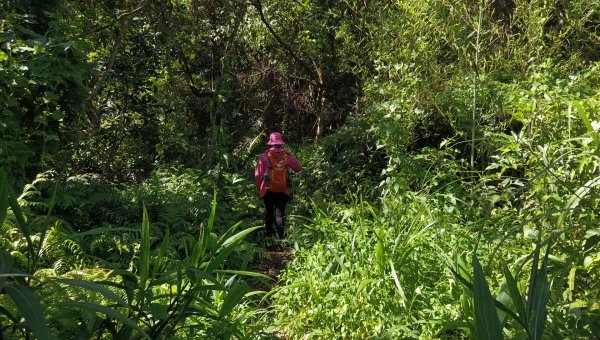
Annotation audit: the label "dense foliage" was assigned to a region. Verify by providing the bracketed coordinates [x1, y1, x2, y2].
[1, 0, 598, 338]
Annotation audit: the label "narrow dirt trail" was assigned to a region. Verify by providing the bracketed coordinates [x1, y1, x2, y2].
[248, 244, 293, 339]
[250, 245, 292, 282]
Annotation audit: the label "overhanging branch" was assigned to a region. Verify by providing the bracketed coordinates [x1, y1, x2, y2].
[251, 0, 321, 87]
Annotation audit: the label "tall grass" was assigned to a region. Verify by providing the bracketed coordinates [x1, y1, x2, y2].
[268, 193, 465, 338]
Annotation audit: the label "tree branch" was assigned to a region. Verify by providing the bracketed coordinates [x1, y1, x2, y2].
[87, 0, 151, 130]
[251, 0, 321, 86]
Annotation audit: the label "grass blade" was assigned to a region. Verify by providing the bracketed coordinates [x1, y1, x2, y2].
[5, 285, 58, 340]
[501, 263, 527, 324]
[139, 205, 150, 286]
[214, 270, 271, 279]
[374, 231, 385, 275]
[45, 182, 58, 218]
[8, 190, 29, 236]
[389, 259, 407, 307]
[8, 189, 35, 264]
[448, 266, 473, 291]
[191, 191, 218, 267]
[205, 226, 260, 272]
[528, 250, 550, 340]
[492, 298, 528, 331]
[472, 255, 503, 340]
[152, 227, 171, 277]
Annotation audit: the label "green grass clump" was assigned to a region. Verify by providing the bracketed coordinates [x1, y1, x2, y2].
[269, 194, 473, 338]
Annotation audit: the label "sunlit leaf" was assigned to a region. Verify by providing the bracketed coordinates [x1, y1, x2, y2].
[472, 255, 503, 340]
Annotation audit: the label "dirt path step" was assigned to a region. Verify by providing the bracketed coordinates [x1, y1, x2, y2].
[251, 248, 292, 278]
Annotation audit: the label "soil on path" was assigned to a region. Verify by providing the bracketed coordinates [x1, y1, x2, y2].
[249, 244, 292, 339]
[250, 245, 292, 282]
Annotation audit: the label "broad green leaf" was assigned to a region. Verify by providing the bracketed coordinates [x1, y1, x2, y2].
[307, 276, 318, 300]
[496, 283, 512, 326]
[528, 252, 550, 340]
[191, 298, 220, 318]
[204, 227, 261, 273]
[219, 282, 248, 317]
[472, 255, 503, 340]
[204, 242, 240, 273]
[527, 239, 542, 318]
[502, 264, 527, 324]
[207, 189, 217, 235]
[148, 303, 168, 320]
[216, 222, 243, 247]
[218, 226, 261, 250]
[329, 245, 346, 271]
[5, 285, 58, 340]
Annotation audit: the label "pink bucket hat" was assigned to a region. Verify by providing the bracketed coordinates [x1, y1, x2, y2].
[267, 132, 286, 145]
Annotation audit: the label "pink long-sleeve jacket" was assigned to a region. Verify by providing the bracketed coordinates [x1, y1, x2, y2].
[255, 148, 302, 198]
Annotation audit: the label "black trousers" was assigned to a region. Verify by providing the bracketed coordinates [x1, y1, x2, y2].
[263, 191, 290, 238]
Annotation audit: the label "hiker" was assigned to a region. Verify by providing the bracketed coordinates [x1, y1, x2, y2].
[255, 132, 302, 239]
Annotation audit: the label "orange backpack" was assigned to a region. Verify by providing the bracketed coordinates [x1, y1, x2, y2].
[266, 151, 289, 192]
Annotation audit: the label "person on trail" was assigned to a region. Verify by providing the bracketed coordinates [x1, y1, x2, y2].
[255, 132, 302, 239]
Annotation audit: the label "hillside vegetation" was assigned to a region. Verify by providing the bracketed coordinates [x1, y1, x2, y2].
[1, 0, 599, 338]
